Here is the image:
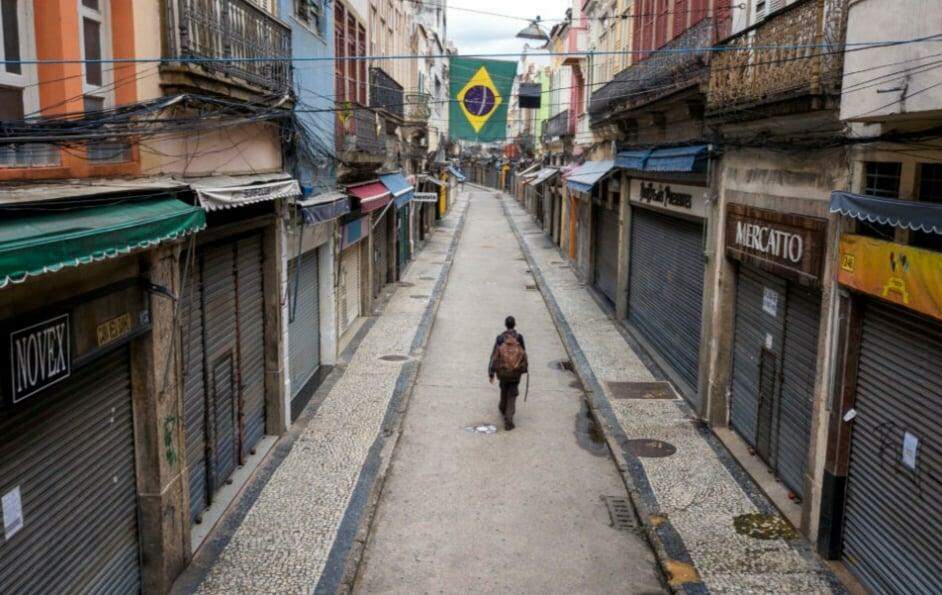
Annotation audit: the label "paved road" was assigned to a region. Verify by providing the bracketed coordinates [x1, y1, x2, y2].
[353, 190, 664, 594]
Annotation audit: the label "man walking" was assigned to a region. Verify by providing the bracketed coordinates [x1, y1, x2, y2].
[489, 316, 528, 431]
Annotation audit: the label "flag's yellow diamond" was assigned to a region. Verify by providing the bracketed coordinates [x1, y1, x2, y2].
[457, 66, 503, 133]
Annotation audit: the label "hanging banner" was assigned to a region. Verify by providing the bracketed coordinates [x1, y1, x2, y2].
[838, 234, 942, 321]
[449, 57, 517, 142]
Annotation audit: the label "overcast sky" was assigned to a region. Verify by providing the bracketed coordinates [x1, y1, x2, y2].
[447, 0, 571, 67]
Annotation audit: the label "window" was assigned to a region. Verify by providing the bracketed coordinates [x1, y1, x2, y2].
[858, 161, 902, 240]
[295, 0, 323, 34]
[913, 163, 942, 252]
[79, 0, 108, 91]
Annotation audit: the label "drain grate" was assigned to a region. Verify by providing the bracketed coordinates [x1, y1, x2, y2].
[419, 276, 436, 281]
[607, 381, 678, 400]
[397, 282, 415, 288]
[550, 359, 575, 372]
[625, 439, 677, 458]
[379, 355, 410, 362]
[525, 284, 538, 291]
[602, 496, 638, 531]
[411, 294, 430, 299]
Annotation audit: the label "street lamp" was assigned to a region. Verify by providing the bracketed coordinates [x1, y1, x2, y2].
[516, 16, 549, 42]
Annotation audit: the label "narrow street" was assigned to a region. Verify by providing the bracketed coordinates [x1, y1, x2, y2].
[352, 189, 663, 593]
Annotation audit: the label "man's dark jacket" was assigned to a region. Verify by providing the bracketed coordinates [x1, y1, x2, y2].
[488, 330, 527, 380]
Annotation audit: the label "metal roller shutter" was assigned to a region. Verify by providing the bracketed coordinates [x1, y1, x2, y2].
[374, 212, 389, 297]
[202, 244, 239, 490]
[776, 283, 820, 496]
[628, 208, 704, 401]
[237, 235, 266, 457]
[397, 207, 410, 274]
[593, 204, 619, 303]
[288, 250, 321, 398]
[0, 348, 140, 593]
[842, 301, 942, 594]
[181, 256, 208, 524]
[730, 266, 785, 447]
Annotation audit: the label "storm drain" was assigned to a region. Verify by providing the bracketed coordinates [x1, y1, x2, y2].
[550, 359, 575, 373]
[379, 355, 410, 362]
[419, 276, 436, 281]
[411, 294, 430, 299]
[602, 496, 638, 531]
[526, 284, 538, 291]
[397, 282, 415, 288]
[607, 381, 678, 400]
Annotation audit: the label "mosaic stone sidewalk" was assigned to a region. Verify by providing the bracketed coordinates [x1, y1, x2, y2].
[500, 192, 842, 594]
[187, 193, 469, 594]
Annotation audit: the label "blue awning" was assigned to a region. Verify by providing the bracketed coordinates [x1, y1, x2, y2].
[615, 145, 709, 174]
[298, 191, 350, 224]
[380, 173, 415, 209]
[566, 160, 615, 194]
[830, 191, 942, 235]
[447, 166, 466, 181]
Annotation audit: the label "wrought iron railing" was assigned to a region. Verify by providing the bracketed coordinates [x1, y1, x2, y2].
[405, 92, 431, 121]
[336, 102, 383, 155]
[166, 0, 291, 92]
[589, 18, 717, 123]
[543, 109, 571, 141]
[707, 0, 848, 113]
[370, 67, 404, 119]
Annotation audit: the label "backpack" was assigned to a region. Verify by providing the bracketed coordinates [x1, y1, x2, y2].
[495, 333, 527, 381]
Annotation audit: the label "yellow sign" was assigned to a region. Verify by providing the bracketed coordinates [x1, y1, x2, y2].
[838, 234, 942, 321]
[97, 313, 132, 347]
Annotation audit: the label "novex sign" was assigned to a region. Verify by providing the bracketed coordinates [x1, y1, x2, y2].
[8, 314, 71, 404]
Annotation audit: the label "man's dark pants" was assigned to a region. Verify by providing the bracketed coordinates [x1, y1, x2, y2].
[499, 379, 520, 425]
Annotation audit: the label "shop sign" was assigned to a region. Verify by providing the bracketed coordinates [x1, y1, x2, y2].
[630, 180, 707, 218]
[726, 204, 827, 286]
[838, 234, 942, 321]
[9, 314, 71, 403]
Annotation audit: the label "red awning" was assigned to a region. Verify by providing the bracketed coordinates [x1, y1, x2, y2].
[348, 182, 392, 213]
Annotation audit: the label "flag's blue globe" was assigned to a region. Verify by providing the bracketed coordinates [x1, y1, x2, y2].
[463, 85, 497, 117]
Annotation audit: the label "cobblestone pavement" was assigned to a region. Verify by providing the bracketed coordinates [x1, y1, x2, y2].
[352, 189, 663, 594]
[185, 193, 469, 594]
[501, 191, 843, 593]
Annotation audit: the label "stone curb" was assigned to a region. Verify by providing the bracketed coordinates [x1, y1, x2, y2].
[316, 196, 472, 594]
[497, 191, 705, 595]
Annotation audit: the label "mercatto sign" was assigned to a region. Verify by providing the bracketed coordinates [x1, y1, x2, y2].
[8, 314, 71, 404]
[725, 204, 827, 286]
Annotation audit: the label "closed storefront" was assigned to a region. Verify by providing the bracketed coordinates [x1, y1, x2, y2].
[830, 227, 942, 593]
[339, 216, 369, 339]
[373, 209, 391, 298]
[593, 194, 619, 304]
[626, 179, 708, 403]
[287, 249, 321, 415]
[726, 204, 827, 498]
[567, 161, 616, 282]
[379, 173, 415, 279]
[181, 234, 267, 525]
[0, 282, 155, 593]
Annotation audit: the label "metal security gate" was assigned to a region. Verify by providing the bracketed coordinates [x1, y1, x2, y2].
[373, 211, 389, 298]
[339, 245, 361, 336]
[182, 235, 267, 524]
[729, 265, 820, 496]
[288, 249, 321, 400]
[0, 348, 141, 592]
[397, 206, 410, 275]
[627, 208, 704, 402]
[593, 203, 619, 303]
[842, 301, 942, 594]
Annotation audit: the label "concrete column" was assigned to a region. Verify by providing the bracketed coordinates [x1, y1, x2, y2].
[263, 209, 287, 436]
[131, 244, 188, 594]
[705, 160, 735, 427]
[319, 232, 338, 366]
[280, 216, 292, 430]
[615, 171, 631, 321]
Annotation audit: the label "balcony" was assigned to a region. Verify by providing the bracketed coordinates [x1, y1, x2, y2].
[707, 0, 848, 117]
[589, 18, 716, 125]
[542, 110, 571, 142]
[336, 103, 384, 163]
[370, 67, 404, 120]
[405, 93, 431, 123]
[164, 0, 291, 94]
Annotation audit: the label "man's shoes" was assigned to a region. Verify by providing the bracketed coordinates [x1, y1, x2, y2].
[504, 421, 515, 431]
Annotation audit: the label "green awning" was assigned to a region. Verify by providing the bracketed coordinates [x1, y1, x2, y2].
[0, 197, 206, 288]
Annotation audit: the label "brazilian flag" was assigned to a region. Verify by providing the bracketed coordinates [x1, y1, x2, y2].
[449, 57, 517, 143]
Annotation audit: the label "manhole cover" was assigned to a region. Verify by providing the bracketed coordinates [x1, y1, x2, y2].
[602, 496, 637, 530]
[464, 424, 498, 435]
[625, 439, 677, 458]
[733, 513, 798, 541]
[525, 284, 538, 291]
[550, 359, 575, 372]
[608, 381, 678, 400]
[397, 282, 415, 288]
[379, 355, 410, 362]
